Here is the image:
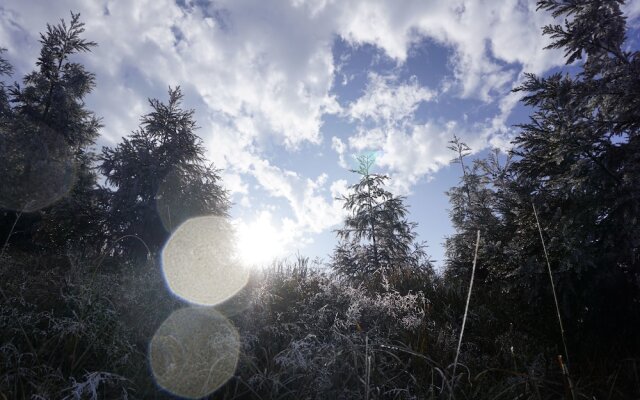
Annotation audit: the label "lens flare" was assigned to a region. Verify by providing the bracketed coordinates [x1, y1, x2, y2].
[149, 307, 240, 399]
[161, 216, 249, 306]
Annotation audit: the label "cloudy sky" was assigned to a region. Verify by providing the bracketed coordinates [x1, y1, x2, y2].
[2, 0, 639, 267]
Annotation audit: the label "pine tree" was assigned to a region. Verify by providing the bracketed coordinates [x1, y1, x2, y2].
[100, 87, 229, 258]
[332, 154, 432, 292]
[443, 139, 548, 349]
[444, 137, 500, 285]
[0, 13, 103, 253]
[443, 0, 640, 351]
[511, 0, 640, 340]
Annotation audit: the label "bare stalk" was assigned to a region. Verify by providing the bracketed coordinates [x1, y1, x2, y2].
[0, 209, 23, 264]
[365, 334, 370, 400]
[531, 203, 570, 367]
[450, 229, 481, 399]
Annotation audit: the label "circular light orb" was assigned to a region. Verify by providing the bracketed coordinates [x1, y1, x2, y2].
[149, 307, 240, 399]
[0, 126, 76, 212]
[162, 216, 249, 306]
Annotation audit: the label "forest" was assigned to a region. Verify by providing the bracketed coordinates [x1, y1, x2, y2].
[0, 1, 639, 399]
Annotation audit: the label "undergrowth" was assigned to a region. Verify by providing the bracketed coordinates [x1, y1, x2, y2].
[1, 252, 638, 399]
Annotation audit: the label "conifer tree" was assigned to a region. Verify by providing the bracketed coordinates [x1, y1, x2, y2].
[444, 137, 498, 284]
[510, 0, 640, 339]
[332, 154, 432, 292]
[443, 0, 640, 349]
[0, 13, 103, 253]
[100, 87, 229, 257]
[0, 49, 12, 115]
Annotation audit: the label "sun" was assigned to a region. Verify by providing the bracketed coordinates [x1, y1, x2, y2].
[234, 211, 286, 268]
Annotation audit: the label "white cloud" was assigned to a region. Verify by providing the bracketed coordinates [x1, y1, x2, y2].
[625, 1, 640, 26]
[348, 128, 387, 152]
[213, 139, 347, 254]
[330, 179, 349, 200]
[327, 0, 565, 102]
[249, 160, 345, 236]
[220, 172, 248, 196]
[1, 0, 342, 150]
[347, 119, 497, 195]
[346, 122, 459, 194]
[347, 73, 436, 125]
[239, 195, 251, 208]
[376, 122, 453, 193]
[237, 168, 346, 256]
[331, 136, 348, 168]
[0, 0, 570, 152]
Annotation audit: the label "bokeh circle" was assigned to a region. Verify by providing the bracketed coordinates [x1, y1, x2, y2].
[162, 216, 249, 306]
[149, 307, 240, 399]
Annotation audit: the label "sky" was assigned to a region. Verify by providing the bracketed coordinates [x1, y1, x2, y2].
[1, 0, 639, 268]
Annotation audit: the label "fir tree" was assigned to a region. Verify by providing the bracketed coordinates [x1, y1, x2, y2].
[332, 154, 432, 292]
[0, 12, 103, 253]
[100, 87, 229, 257]
[511, 0, 640, 340]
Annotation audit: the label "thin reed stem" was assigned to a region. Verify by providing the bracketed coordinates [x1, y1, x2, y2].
[532, 203, 575, 400]
[531, 203, 570, 367]
[0, 210, 23, 265]
[450, 229, 481, 400]
[365, 334, 370, 400]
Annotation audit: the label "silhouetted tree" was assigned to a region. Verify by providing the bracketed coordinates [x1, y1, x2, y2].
[510, 0, 640, 342]
[332, 154, 432, 292]
[444, 0, 640, 356]
[0, 12, 104, 253]
[0, 49, 12, 115]
[100, 87, 229, 257]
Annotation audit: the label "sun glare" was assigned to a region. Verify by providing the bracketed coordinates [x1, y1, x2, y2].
[235, 212, 286, 268]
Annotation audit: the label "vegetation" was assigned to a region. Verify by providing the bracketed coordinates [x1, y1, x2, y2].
[1, 1, 639, 399]
[333, 154, 434, 293]
[99, 86, 230, 258]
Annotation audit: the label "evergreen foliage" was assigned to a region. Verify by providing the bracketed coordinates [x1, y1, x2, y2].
[99, 87, 230, 257]
[443, 0, 640, 379]
[512, 0, 640, 342]
[0, 12, 103, 253]
[332, 154, 433, 292]
[15, 12, 99, 150]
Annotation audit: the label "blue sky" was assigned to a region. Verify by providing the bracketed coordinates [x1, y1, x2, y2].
[2, 0, 639, 268]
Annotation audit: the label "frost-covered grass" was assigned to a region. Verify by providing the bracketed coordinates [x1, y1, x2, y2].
[0, 253, 135, 398]
[1, 252, 638, 399]
[0, 250, 182, 399]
